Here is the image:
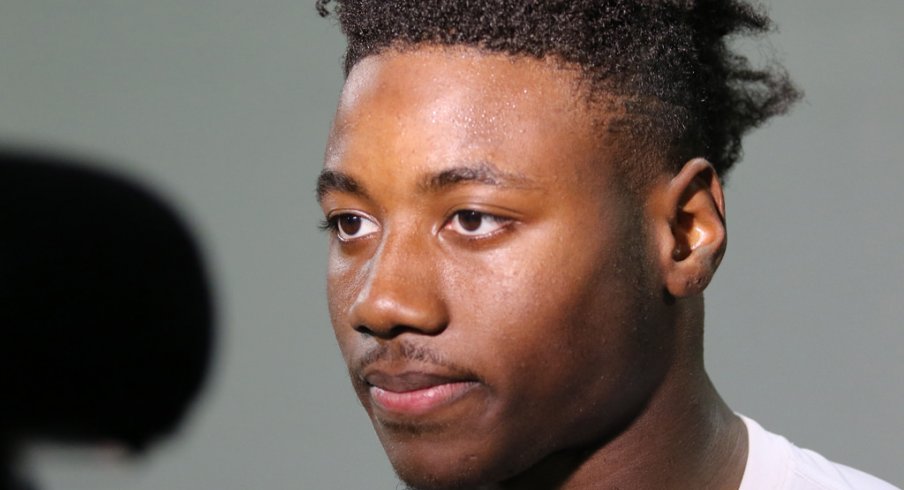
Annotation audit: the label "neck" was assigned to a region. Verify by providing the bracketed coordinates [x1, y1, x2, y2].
[497, 299, 748, 490]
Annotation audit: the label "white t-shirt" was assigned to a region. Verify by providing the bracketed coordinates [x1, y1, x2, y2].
[739, 415, 899, 489]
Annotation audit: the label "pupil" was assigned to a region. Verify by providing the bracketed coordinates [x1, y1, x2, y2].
[459, 211, 482, 232]
[339, 215, 362, 235]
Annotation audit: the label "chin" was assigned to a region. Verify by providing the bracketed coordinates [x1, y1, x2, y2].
[387, 449, 489, 490]
[394, 467, 495, 490]
[383, 437, 537, 490]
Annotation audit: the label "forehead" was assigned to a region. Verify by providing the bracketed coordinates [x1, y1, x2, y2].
[326, 47, 622, 183]
[337, 46, 589, 127]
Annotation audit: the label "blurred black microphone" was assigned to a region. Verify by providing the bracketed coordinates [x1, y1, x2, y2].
[0, 148, 215, 458]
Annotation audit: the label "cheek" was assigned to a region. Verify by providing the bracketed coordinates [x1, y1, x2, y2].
[442, 234, 620, 365]
[433, 244, 643, 461]
[441, 224, 655, 395]
[326, 251, 367, 359]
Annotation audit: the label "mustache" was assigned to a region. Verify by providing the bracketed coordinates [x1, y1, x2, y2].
[353, 340, 475, 378]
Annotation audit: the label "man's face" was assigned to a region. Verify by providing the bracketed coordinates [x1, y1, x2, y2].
[319, 47, 672, 489]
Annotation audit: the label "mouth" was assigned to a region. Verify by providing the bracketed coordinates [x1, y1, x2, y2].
[364, 371, 481, 417]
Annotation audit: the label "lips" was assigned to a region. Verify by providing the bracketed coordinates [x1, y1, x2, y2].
[365, 371, 480, 416]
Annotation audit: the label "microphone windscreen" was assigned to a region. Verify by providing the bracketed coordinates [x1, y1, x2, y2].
[0, 148, 214, 451]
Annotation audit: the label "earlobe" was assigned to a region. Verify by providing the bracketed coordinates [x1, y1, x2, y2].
[655, 158, 727, 298]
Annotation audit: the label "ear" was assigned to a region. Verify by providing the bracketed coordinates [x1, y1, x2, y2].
[650, 158, 727, 298]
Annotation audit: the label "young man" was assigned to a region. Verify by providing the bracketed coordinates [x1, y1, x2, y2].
[315, 1, 897, 489]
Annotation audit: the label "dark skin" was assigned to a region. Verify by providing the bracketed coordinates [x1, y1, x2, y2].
[319, 46, 747, 489]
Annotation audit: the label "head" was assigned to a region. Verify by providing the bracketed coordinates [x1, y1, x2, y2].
[316, 1, 797, 488]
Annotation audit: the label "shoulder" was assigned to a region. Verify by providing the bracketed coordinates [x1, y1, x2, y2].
[738, 415, 899, 490]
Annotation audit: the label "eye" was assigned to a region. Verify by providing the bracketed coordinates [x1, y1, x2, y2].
[324, 212, 380, 241]
[446, 210, 511, 238]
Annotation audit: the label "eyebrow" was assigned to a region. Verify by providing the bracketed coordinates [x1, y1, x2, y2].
[316, 162, 534, 203]
[316, 169, 366, 203]
[418, 162, 534, 193]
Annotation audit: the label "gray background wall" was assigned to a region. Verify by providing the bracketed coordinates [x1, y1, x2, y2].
[0, 1, 900, 488]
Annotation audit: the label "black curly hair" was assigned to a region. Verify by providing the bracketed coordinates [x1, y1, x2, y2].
[316, 0, 800, 184]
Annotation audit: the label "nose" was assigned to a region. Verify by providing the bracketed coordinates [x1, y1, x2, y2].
[347, 231, 449, 339]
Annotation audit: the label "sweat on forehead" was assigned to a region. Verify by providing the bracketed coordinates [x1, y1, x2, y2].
[324, 48, 640, 195]
[318, 0, 800, 181]
[328, 46, 658, 196]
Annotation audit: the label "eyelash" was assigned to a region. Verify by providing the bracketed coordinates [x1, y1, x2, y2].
[317, 218, 335, 233]
[319, 213, 380, 242]
[444, 210, 513, 239]
[319, 210, 514, 240]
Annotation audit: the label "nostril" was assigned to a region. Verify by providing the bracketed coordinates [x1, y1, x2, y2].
[353, 323, 446, 339]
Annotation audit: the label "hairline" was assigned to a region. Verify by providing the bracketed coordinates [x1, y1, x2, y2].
[344, 42, 680, 195]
